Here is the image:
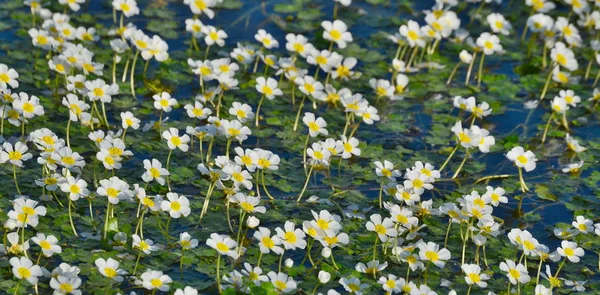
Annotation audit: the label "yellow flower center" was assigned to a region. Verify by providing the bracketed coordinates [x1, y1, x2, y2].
[59, 283, 73, 292]
[170, 201, 181, 211]
[329, 29, 342, 40]
[284, 231, 297, 243]
[262, 236, 275, 248]
[18, 267, 31, 278]
[274, 280, 287, 290]
[106, 188, 119, 198]
[150, 278, 162, 288]
[425, 250, 439, 261]
[104, 267, 117, 278]
[261, 85, 273, 96]
[564, 247, 574, 256]
[241, 201, 255, 212]
[8, 151, 22, 161]
[374, 224, 387, 235]
[468, 273, 481, 283]
[509, 268, 521, 279]
[40, 240, 52, 250]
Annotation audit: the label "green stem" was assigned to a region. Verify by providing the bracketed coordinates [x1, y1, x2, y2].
[452, 149, 470, 179]
[68, 200, 78, 236]
[130, 50, 140, 98]
[255, 94, 266, 127]
[296, 166, 314, 203]
[13, 165, 21, 195]
[133, 253, 141, 275]
[165, 149, 173, 192]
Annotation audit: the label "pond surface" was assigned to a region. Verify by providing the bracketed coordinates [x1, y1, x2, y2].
[0, 0, 599, 294]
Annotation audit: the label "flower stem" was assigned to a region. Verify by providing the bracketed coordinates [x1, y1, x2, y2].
[452, 149, 470, 179]
[68, 200, 78, 236]
[261, 170, 274, 200]
[66, 119, 71, 148]
[541, 113, 554, 144]
[165, 149, 173, 192]
[477, 53, 485, 87]
[297, 166, 314, 203]
[539, 66, 554, 100]
[130, 50, 140, 98]
[133, 253, 141, 275]
[439, 145, 458, 172]
[293, 96, 307, 131]
[13, 165, 21, 195]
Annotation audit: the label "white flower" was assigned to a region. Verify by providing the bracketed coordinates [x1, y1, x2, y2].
[572, 215, 593, 233]
[459, 50, 473, 64]
[153, 92, 177, 112]
[184, 0, 216, 18]
[482, 186, 507, 206]
[275, 221, 307, 250]
[374, 160, 400, 181]
[476, 32, 502, 55]
[366, 214, 397, 242]
[378, 274, 401, 294]
[551, 96, 568, 114]
[551, 41, 578, 71]
[113, 0, 140, 17]
[179, 232, 199, 250]
[557, 240, 584, 262]
[132, 234, 158, 254]
[185, 19, 204, 38]
[558, 89, 580, 107]
[506, 146, 537, 172]
[31, 233, 61, 257]
[220, 119, 251, 142]
[161, 193, 191, 218]
[318, 270, 331, 284]
[254, 227, 284, 255]
[13, 92, 44, 119]
[400, 20, 424, 47]
[487, 13, 511, 35]
[140, 270, 172, 291]
[562, 160, 584, 173]
[85, 79, 118, 103]
[285, 34, 314, 57]
[255, 77, 282, 99]
[97, 176, 131, 204]
[228, 102, 253, 123]
[417, 241, 451, 268]
[206, 233, 239, 259]
[95, 258, 126, 282]
[303, 112, 328, 137]
[10, 256, 42, 284]
[267, 272, 297, 294]
[338, 136, 360, 159]
[255, 29, 279, 49]
[142, 159, 169, 185]
[339, 277, 367, 294]
[232, 193, 265, 213]
[50, 275, 82, 295]
[162, 128, 190, 151]
[120, 111, 140, 130]
[0, 64, 19, 89]
[203, 26, 227, 47]
[0, 141, 33, 167]
[174, 286, 198, 295]
[322, 20, 353, 49]
[566, 134, 586, 153]
[500, 260, 530, 285]
[462, 264, 489, 287]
